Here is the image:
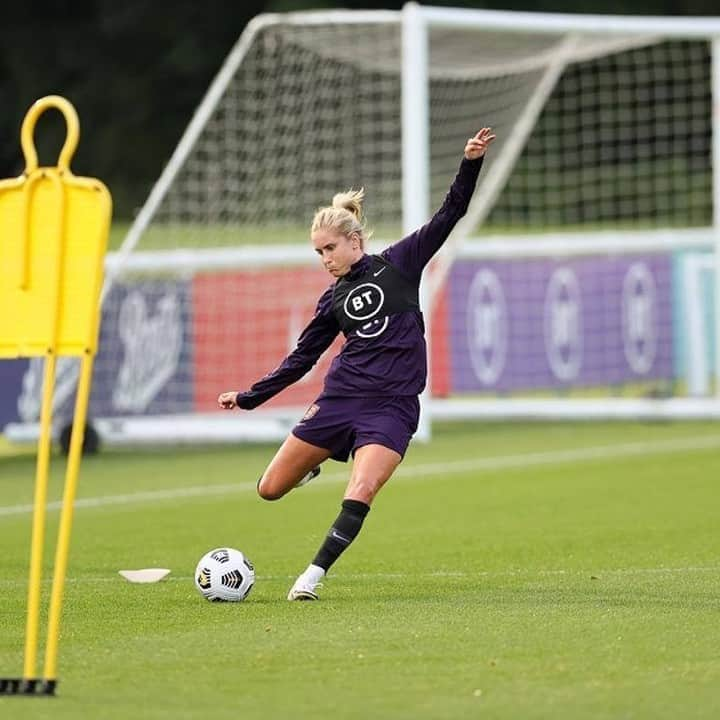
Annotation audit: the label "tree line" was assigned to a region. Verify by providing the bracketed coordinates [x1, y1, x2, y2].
[1, 0, 716, 219]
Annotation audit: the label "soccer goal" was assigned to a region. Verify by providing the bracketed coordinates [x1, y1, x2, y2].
[6, 3, 720, 447]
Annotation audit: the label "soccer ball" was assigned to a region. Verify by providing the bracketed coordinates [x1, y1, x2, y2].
[194, 547, 255, 602]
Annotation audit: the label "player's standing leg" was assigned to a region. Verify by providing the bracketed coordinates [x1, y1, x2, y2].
[287, 444, 401, 600]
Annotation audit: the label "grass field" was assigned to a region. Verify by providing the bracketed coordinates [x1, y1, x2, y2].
[1, 421, 719, 719]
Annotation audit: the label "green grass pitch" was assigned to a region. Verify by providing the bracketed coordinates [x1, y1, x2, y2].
[0, 421, 719, 719]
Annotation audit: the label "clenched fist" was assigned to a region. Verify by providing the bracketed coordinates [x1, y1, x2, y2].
[217, 391, 238, 410]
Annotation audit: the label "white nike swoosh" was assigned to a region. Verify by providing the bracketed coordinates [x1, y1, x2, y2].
[373, 267, 386, 277]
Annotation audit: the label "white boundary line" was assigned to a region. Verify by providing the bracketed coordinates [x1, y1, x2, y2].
[1, 433, 719, 519]
[0, 566, 717, 589]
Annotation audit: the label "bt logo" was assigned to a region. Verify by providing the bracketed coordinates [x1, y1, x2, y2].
[622, 263, 657, 375]
[466, 268, 507, 385]
[344, 283, 385, 321]
[544, 267, 582, 382]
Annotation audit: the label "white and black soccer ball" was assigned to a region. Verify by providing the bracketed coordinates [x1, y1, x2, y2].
[194, 547, 255, 602]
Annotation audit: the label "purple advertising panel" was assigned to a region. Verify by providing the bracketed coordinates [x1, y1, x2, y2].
[0, 359, 29, 428]
[89, 280, 195, 418]
[449, 255, 673, 393]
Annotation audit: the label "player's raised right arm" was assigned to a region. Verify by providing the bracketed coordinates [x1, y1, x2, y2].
[382, 128, 495, 279]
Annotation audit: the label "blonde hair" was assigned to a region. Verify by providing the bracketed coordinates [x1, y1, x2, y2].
[311, 188, 370, 249]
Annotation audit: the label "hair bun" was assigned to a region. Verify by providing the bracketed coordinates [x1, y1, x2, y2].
[332, 188, 365, 220]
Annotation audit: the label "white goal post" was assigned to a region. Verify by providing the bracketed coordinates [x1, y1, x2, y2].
[4, 4, 720, 448]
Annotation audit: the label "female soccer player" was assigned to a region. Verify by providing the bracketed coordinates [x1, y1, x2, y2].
[218, 128, 496, 600]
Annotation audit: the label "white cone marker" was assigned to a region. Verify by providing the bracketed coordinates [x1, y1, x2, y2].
[118, 568, 171, 583]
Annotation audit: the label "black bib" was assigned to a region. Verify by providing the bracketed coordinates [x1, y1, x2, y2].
[332, 255, 419, 335]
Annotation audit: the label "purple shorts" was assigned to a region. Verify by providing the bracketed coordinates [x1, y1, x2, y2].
[292, 395, 420, 462]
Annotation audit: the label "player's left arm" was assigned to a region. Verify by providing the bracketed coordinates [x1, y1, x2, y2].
[382, 128, 496, 279]
[218, 286, 339, 410]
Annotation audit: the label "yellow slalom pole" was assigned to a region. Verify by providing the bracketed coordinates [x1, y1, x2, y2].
[22, 353, 57, 683]
[21, 166, 66, 689]
[43, 352, 95, 687]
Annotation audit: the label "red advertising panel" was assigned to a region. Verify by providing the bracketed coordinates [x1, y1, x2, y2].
[192, 268, 340, 412]
[430, 286, 450, 397]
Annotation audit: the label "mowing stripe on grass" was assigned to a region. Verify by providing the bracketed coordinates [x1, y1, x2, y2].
[1, 433, 719, 519]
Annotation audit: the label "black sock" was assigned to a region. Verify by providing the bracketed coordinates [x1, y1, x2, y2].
[312, 499, 370, 572]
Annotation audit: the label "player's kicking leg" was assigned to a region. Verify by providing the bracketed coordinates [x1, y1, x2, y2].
[257, 434, 331, 501]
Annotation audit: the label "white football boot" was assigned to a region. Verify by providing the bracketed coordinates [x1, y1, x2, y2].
[287, 564, 325, 601]
[295, 466, 321, 489]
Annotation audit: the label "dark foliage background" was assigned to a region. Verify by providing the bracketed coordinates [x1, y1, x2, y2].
[1, 0, 716, 218]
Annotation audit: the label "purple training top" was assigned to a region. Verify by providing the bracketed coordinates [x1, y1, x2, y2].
[236, 156, 484, 409]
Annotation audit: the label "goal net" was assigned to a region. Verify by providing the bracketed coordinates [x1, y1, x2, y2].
[6, 5, 720, 446]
